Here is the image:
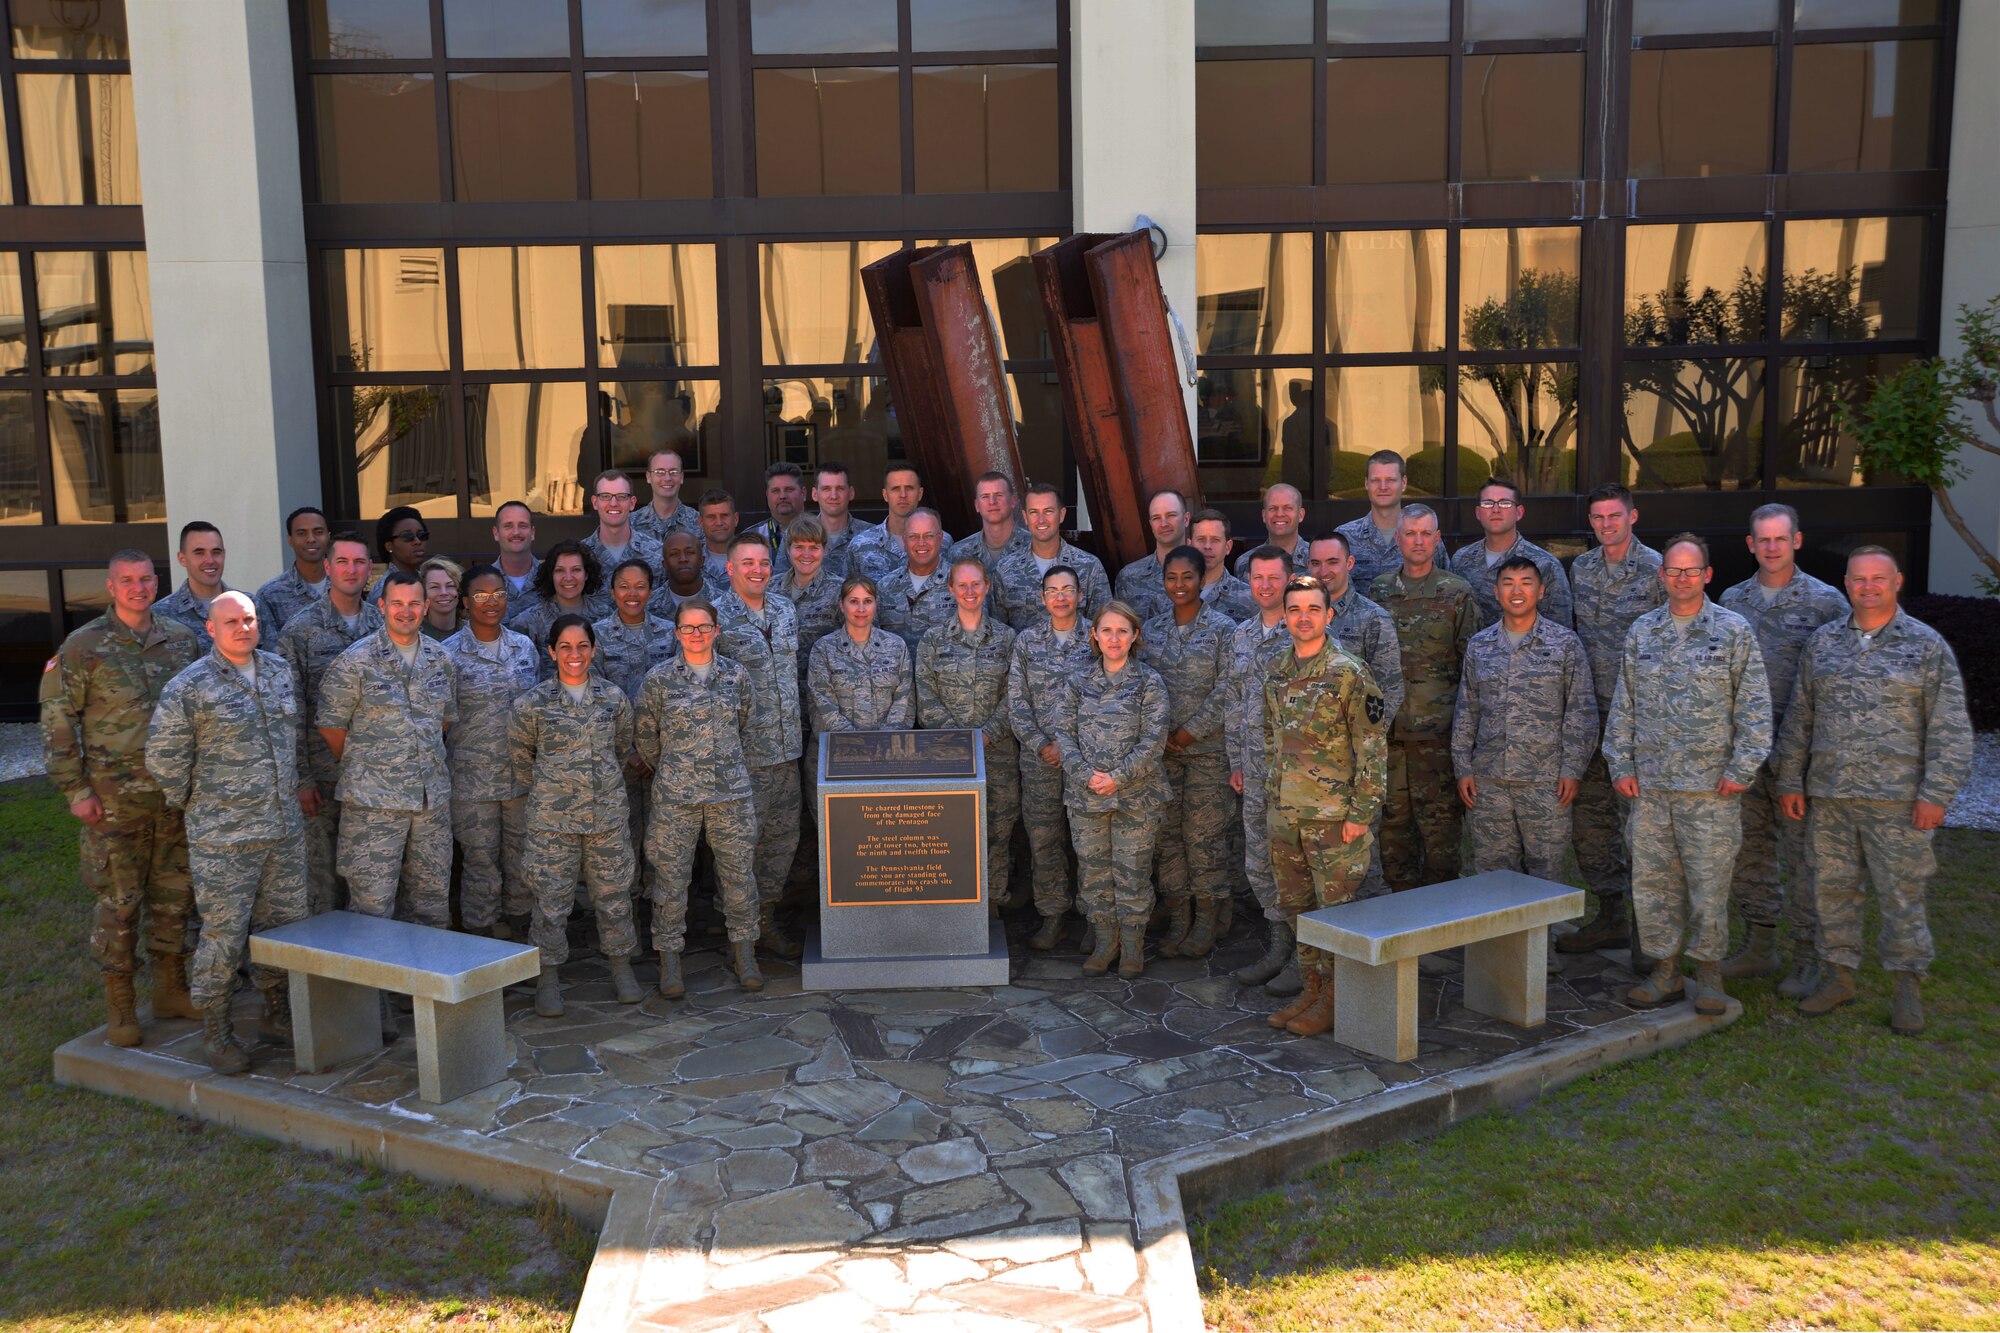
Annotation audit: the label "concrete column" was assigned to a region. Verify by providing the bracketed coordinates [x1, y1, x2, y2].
[1069, 0, 1199, 432]
[127, 0, 319, 593]
[1933, 0, 2000, 595]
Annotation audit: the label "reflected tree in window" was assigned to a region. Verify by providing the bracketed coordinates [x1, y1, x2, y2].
[1622, 269, 1764, 489]
[1454, 269, 1580, 494]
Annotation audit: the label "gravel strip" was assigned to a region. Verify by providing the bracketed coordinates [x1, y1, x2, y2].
[0, 723, 44, 785]
[1943, 732, 2000, 833]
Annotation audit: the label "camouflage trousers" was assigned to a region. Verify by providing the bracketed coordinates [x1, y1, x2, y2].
[80, 789, 192, 974]
[300, 796, 346, 917]
[450, 793, 528, 929]
[647, 797, 761, 954]
[626, 777, 650, 897]
[187, 833, 309, 1007]
[1070, 804, 1162, 928]
[339, 803, 453, 929]
[1156, 750, 1234, 906]
[524, 825, 638, 967]
[1807, 798, 1935, 975]
[1240, 784, 1284, 921]
[1629, 789, 1742, 964]
[983, 738, 1021, 907]
[748, 763, 802, 908]
[1467, 779, 1572, 881]
[1729, 764, 1817, 944]
[1269, 807, 1371, 977]
[1571, 749, 1631, 904]
[1019, 748, 1075, 917]
[1381, 735, 1462, 890]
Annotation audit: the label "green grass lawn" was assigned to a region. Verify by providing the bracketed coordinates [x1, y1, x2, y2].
[0, 779, 591, 1332]
[1194, 828, 2000, 1332]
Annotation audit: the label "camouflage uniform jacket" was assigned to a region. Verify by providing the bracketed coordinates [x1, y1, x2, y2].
[41, 612, 200, 802]
[1449, 534, 1575, 630]
[948, 525, 1034, 576]
[711, 587, 802, 765]
[635, 654, 754, 805]
[1603, 600, 1772, 792]
[509, 676, 633, 833]
[1054, 659, 1173, 814]
[154, 582, 236, 653]
[1330, 584, 1407, 723]
[992, 540, 1111, 631]
[277, 595, 384, 792]
[1335, 513, 1403, 597]
[145, 649, 307, 845]
[1718, 569, 1850, 723]
[509, 593, 615, 679]
[1201, 573, 1257, 623]
[814, 517, 876, 581]
[1451, 617, 1599, 782]
[632, 502, 702, 545]
[876, 566, 961, 657]
[1569, 541, 1666, 711]
[851, 523, 956, 582]
[316, 630, 457, 810]
[1137, 606, 1235, 757]
[1113, 554, 1172, 623]
[1008, 624, 1095, 759]
[592, 611, 679, 704]
[253, 565, 330, 635]
[701, 548, 731, 591]
[490, 554, 541, 600]
[646, 583, 708, 623]
[1368, 565, 1478, 738]
[1264, 640, 1388, 825]
[1224, 613, 1290, 779]
[808, 628, 913, 733]
[916, 614, 1017, 746]
[779, 568, 845, 681]
[441, 625, 538, 802]
[1773, 611, 1973, 807]
[580, 529, 665, 585]
[1231, 539, 1304, 580]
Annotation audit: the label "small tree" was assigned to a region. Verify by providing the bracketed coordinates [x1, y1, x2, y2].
[1457, 270, 1580, 494]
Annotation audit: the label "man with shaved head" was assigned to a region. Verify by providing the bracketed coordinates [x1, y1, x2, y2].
[1114, 489, 1191, 622]
[1235, 484, 1306, 579]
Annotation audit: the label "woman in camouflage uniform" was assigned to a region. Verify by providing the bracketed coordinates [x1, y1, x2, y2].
[511, 541, 611, 678]
[441, 564, 538, 938]
[781, 515, 844, 684]
[419, 556, 463, 640]
[808, 574, 914, 734]
[593, 557, 678, 912]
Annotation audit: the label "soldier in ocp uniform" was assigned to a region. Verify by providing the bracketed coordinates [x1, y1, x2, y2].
[1307, 532, 1405, 899]
[42, 549, 202, 1046]
[1008, 566, 1097, 950]
[442, 565, 539, 938]
[1224, 547, 1297, 990]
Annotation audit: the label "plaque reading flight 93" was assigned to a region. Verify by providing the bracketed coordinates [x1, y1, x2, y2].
[823, 728, 979, 782]
[824, 791, 983, 906]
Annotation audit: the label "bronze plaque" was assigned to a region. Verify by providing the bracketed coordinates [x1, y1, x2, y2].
[823, 791, 983, 907]
[823, 728, 979, 781]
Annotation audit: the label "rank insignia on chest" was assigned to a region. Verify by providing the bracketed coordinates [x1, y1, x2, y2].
[1365, 693, 1384, 725]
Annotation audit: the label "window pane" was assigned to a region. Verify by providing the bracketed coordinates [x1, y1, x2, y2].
[0, 391, 37, 522]
[1795, 0, 1938, 27]
[1781, 217, 1924, 341]
[459, 246, 585, 371]
[587, 71, 712, 199]
[48, 387, 162, 523]
[1327, 0, 1448, 43]
[1328, 229, 1447, 353]
[762, 375, 898, 494]
[64, 567, 117, 635]
[1196, 368, 1306, 501]
[0, 572, 53, 714]
[595, 244, 720, 370]
[1460, 227, 1582, 350]
[1620, 358, 1764, 491]
[1633, 0, 1777, 34]
[1790, 41, 1935, 174]
[18, 73, 140, 205]
[313, 73, 440, 203]
[1625, 221, 1768, 346]
[752, 0, 896, 54]
[759, 240, 902, 365]
[1629, 47, 1773, 178]
[914, 65, 1059, 193]
[1197, 59, 1311, 188]
[308, 0, 432, 57]
[1776, 353, 1914, 487]
[1326, 365, 1442, 498]
[1465, 0, 1585, 40]
[468, 381, 589, 517]
[0, 256, 22, 375]
[341, 384, 453, 518]
[442, 0, 569, 58]
[1008, 373, 1066, 493]
[603, 380, 721, 483]
[1196, 233, 1311, 357]
[1461, 54, 1582, 182]
[10, 0, 126, 58]
[1198, 0, 1311, 45]
[323, 249, 449, 373]
[754, 68, 900, 196]
[1327, 56, 1447, 183]
[925, 237, 1062, 362]
[913, 0, 1057, 50]
[450, 74, 577, 202]
[1457, 364, 1579, 495]
[583, 0, 708, 56]
[36, 251, 152, 377]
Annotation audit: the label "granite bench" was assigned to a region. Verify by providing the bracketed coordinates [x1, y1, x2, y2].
[249, 911, 540, 1103]
[1294, 871, 1585, 1062]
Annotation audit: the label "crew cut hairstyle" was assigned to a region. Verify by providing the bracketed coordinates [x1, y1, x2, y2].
[697, 488, 735, 511]
[1750, 501, 1802, 535]
[1586, 482, 1635, 509]
[284, 506, 327, 532]
[1243, 543, 1290, 571]
[1398, 502, 1439, 528]
[1282, 574, 1331, 608]
[1479, 477, 1524, 504]
[1365, 449, 1406, 476]
[1847, 543, 1900, 572]
[178, 520, 221, 548]
[1188, 507, 1230, 536]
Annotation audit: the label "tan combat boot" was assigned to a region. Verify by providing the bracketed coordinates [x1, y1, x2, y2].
[1156, 898, 1192, 958]
[150, 953, 202, 1021]
[1720, 924, 1779, 980]
[103, 973, 141, 1048]
[1890, 971, 1924, 1035]
[1691, 960, 1728, 1016]
[1081, 919, 1118, 977]
[1117, 924, 1146, 978]
[1627, 956, 1685, 1007]
[201, 999, 249, 1075]
[608, 955, 642, 1004]
[1797, 964, 1856, 1017]
[732, 940, 764, 992]
[1029, 913, 1067, 952]
[257, 982, 293, 1044]
[1268, 968, 1320, 1029]
[1776, 952, 1820, 1000]
[1284, 972, 1338, 1036]
[658, 951, 685, 999]
[757, 907, 803, 960]
[534, 964, 565, 1018]
[1177, 899, 1220, 959]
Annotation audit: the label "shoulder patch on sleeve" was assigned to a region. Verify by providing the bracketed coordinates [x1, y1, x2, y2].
[43, 656, 56, 673]
[1365, 692, 1385, 725]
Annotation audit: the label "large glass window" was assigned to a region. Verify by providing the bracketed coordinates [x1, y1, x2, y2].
[1629, 47, 1775, 179]
[1326, 58, 1448, 185]
[17, 72, 139, 204]
[1791, 41, 1937, 174]
[458, 247, 586, 371]
[586, 72, 713, 200]
[449, 73, 578, 202]
[313, 74, 441, 203]
[1197, 60, 1312, 189]
[754, 68, 900, 197]
[913, 65, 1060, 194]
[322, 249, 450, 374]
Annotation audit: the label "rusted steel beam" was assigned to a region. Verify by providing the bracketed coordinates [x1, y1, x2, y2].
[1084, 232, 1202, 516]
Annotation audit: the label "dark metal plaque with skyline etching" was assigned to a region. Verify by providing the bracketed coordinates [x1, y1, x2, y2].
[822, 728, 979, 782]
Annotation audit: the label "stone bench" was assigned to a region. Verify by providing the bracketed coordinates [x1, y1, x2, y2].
[1294, 871, 1584, 1063]
[249, 911, 540, 1104]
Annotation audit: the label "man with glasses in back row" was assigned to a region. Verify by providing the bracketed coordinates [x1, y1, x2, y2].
[1449, 478, 1573, 630]
[580, 469, 664, 579]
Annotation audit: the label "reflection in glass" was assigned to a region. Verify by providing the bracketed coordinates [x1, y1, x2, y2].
[1794, 0, 1937, 27]
[314, 73, 440, 203]
[450, 74, 577, 201]
[469, 382, 590, 517]
[602, 379, 721, 483]
[751, 0, 896, 54]
[1620, 358, 1764, 491]
[1629, 47, 1773, 178]
[762, 375, 898, 494]
[49, 387, 163, 524]
[0, 391, 36, 522]
[308, 0, 431, 57]
[1626, 222, 1767, 346]
[1327, 57, 1448, 184]
[914, 65, 1059, 193]
[1457, 364, 1579, 495]
[340, 384, 453, 519]
[1633, 0, 1777, 34]
[1008, 373, 1066, 493]
[0, 257, 22, 376]
[1465, 0, 1585, 40]
[1328, 230, 1447, 354]
[1781, 217, 1924, 341]
[10, 0, 127, 58]
[18, 73, 140, 205]
[1195, 368, 1305, 502]
[36, 251, 153, 377]
[0, 572, 53, 712]
[1196, 0, 1310, 46]
[595, 244, 720, 369]
[754, 68, 900, 196]
[583, 0, 708, 56]
[1790, 41, 1935, 174]
[1325, 365, 1441, 498]
[759, 241, 902, 364]
[443, 0, 569, 58]
[0, 116, 10, 205]
[64, 567, 115, 635]
[1196, 233, 1311, 358]
[1327, 0, 1448, 42]
[459, 246, 585, 371]
[1459, 227, 1582, 349]
[1461, 54, 1583, 182]
[913, 0, 1057, 50]
[323, 249, 449, 374]
[588, 71, 712, 199]
[925, 237, 1060, 362]
[1776, 354, 1913, 487]
[1196, 59, 1311, 188]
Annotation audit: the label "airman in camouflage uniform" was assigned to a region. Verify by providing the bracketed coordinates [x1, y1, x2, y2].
[253, 506, 332, 635]
[1448, 480, 1574, 629]
[877, 563, 959, 656]
[592, 608, 679, 704]
[441, 614, 538, 934]
[808, 622, 914, 733]
[154, 523, 234, 654]
[1774, 548, 1972, 1032]
[917, 573, 1021, 912]
[42, 551, 202, 1044]
[253, 566, 328, 637]
[1008, 573, 1097, 941]
[1233, 484, 1307, 580]
[512, 591, 614, 677]
[1114, 490, 1192, 624]
[580, 529, 664, 588]
[781, 563, 845, 688]
[1308, 537, 1406, 899]
[992, 491, 1112, 633]
[1335, 452, 1411, 598]
[1223, 547, 1297, 988]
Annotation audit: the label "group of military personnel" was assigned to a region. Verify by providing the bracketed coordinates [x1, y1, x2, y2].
[41, 444, 1973, 1074]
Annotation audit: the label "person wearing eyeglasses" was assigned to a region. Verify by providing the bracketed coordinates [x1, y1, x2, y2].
[632, 447, 703, 546]
[594, 557, 680, 911]
[580, 469, 665, 583]
[1447, 477, 1574, 630]
[1603, 533, 1771, 1020]
[1007, 565, 1096, 953]
[371, 506, 431, 603]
